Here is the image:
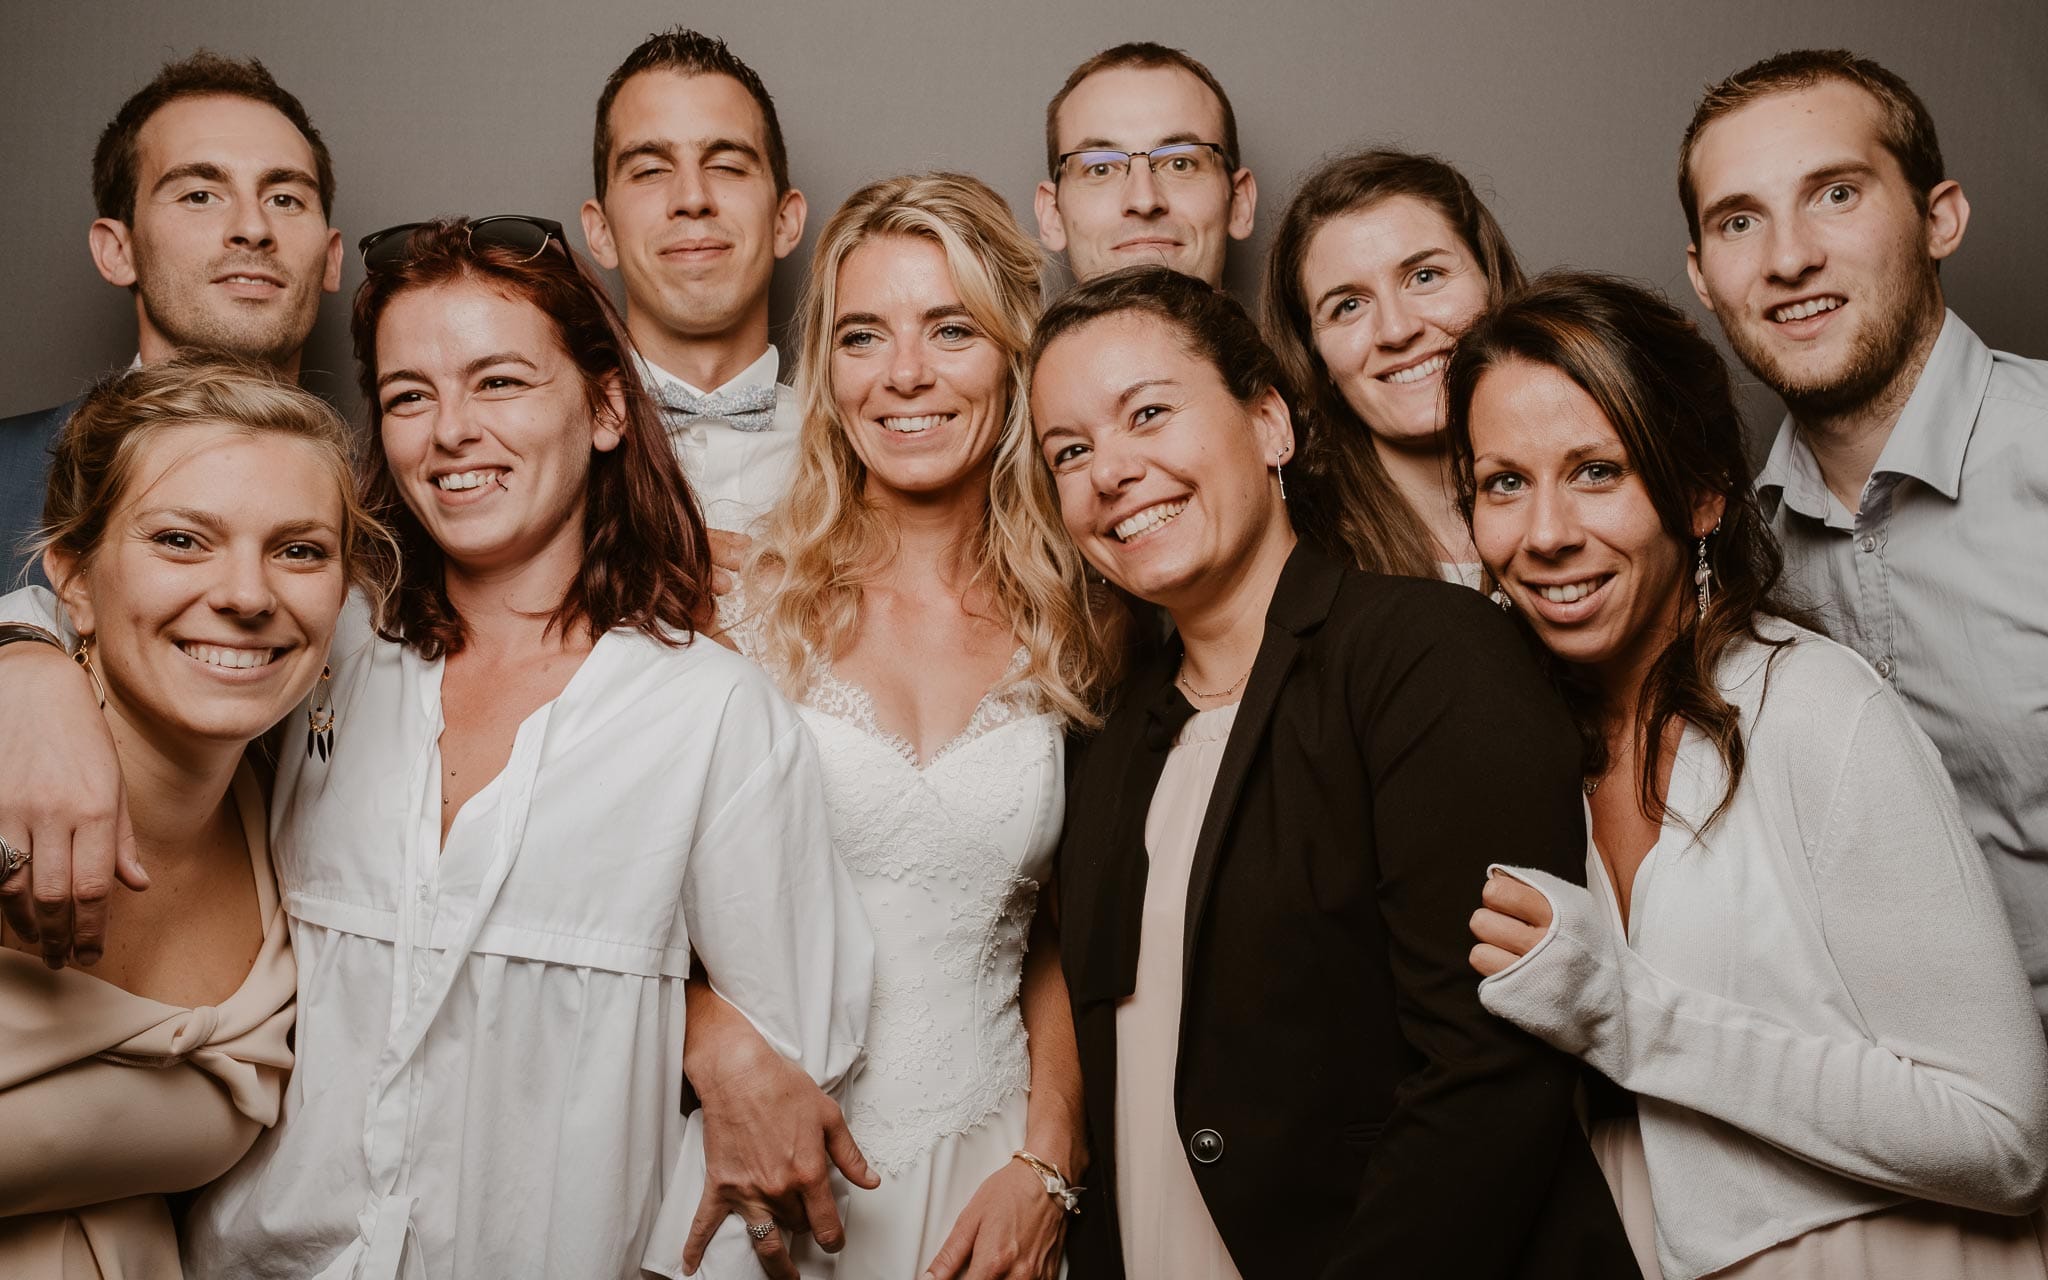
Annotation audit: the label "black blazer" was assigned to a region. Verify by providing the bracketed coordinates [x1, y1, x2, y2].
[0, 400, 72, 587]
[1058, 543, 1638, 1279]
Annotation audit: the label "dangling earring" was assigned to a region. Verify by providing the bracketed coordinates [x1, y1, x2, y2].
[1275, 452, 1288, 502]
[307, 664, 335, 761]
[1694, 535, 1713, 620]
[1491, 587, 1513, 612]
[74, 637, 106, 709]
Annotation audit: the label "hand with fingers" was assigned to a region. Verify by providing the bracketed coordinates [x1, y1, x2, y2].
[920, 1157, 1068, 1280]
[680, 984, 879, 1279]
[0, 641, 144, 969]
[1469, 869, 1555, 978]
[706, 528, 753, 599]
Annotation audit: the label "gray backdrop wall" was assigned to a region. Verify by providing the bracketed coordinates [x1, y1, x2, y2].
[5, 0, 2045, 437]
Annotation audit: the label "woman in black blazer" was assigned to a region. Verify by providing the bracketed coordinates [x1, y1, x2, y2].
[1026, 266, 1638, 1280]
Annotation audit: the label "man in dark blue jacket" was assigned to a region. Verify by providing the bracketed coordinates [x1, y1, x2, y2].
[2, 50, 341, 584]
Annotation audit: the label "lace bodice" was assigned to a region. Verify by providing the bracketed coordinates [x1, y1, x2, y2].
[717, 588, 1065, 1174]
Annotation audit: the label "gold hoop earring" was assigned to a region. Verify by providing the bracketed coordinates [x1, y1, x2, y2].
[307, 664, 335, 761]
[74, 637, 106, 709]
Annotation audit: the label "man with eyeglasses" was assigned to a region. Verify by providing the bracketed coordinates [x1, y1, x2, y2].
[0, 51, 342, 587]
[581, 28, 807, 534]
[1034, 42, 1257, 287]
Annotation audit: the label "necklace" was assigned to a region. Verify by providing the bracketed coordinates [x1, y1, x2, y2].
[1176, 661, 1252, 701]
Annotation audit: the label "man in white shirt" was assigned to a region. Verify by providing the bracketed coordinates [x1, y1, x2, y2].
[1682, 49, 2048, 1029]
[1033, 41, 1256, 288]
[581, 29, 807, 533]
[1, 51, 343, 586]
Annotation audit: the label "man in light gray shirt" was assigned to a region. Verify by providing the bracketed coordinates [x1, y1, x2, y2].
[1681, 48, 2048, 1027]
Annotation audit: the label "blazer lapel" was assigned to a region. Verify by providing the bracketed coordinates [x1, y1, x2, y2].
[1179, 543, 1347, 994]
[1069, 667, 1190, 1005]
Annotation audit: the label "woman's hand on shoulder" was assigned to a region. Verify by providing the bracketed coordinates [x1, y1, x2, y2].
[921, 1157, 1067, 1280]
[1468, 870, 1554, 978]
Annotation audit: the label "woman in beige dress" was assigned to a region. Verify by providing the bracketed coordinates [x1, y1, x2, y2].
[0, 355, 387, 1278]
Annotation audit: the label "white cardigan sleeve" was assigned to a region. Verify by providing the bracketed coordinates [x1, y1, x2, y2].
[1480, 686, 2048, 1214]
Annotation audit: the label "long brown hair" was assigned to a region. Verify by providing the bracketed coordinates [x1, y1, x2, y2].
[1262, 148, 1523, 578]
[350, 218, 712, 658]
[1443, 271, 1807, 830]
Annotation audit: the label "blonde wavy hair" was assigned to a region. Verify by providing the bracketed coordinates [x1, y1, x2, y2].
[750, 172, 1114, 727]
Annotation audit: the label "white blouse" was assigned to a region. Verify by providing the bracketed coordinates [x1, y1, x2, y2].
[168, 600, 874, 1280]
[1480, 620, 2048, 1280]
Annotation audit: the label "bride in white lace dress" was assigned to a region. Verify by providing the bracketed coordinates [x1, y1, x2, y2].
[656, 174, 1115, 1280]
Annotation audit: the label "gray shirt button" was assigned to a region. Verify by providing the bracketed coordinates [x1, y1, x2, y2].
[1860, 535, 1878, 552]
[1875, 657, 1895, 679]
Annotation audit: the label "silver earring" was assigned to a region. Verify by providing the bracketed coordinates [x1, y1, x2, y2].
[1275, 454, 1288, 502]
[1491, 587, 1512, 612]
[1694, 536, 1712, 619]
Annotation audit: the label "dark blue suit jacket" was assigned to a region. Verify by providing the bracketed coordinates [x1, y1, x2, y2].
[0, 400, 74, 587]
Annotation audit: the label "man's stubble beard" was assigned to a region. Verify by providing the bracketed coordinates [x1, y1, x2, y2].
[136, 264, 318, 370]
[1722, 251, 1943, 424]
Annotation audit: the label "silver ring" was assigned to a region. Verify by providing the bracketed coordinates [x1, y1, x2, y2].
[746, 1220, 775, 1242]
[0, 835, 27, 880]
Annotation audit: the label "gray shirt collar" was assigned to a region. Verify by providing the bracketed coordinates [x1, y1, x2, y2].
[1757, 309, 1993, 519]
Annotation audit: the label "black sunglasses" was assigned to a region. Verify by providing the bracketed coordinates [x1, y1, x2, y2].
[357, 215, 568, 273]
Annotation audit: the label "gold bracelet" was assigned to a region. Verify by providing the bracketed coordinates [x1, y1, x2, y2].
[1011, 1149, 1084, 1213]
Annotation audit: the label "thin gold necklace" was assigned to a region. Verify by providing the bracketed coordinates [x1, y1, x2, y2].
[1177, 661, 1252, 701]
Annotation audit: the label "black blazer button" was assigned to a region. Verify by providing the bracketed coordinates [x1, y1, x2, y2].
[1189, 1128, 1224, 1163]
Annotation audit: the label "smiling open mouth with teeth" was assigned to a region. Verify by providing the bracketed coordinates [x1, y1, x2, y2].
[1113, 500, 1187, 542]
[1531, 574, 1612, 604]
[436, 469, 504, 491]
[1771, 297, 1843, 323]
[179, 642, 282, 670]
[1379, 353, 1448, 386]
[880, 414, 951, 434]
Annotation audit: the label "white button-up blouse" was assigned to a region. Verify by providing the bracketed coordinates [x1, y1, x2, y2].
[176, 601, 873, 1280]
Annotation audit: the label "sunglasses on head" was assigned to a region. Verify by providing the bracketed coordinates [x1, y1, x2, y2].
[357, 215, 568, 273]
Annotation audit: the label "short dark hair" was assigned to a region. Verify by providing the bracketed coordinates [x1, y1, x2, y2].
[1044, 42, 1240, 178]
[1679, 49, 1944, 242]
[92, 51, 335, 225]
[592, 28, 790, 199]
[350, 220, 714, 659]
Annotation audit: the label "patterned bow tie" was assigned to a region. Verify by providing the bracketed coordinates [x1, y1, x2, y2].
[655, 382, 778, 433]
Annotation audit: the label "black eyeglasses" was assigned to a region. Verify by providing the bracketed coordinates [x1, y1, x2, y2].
[1055, 142, 1233, 188]
[358, 215, 568, 273]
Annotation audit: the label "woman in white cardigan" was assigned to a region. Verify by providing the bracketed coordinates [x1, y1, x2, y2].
[1448, 272, 2048, 1280]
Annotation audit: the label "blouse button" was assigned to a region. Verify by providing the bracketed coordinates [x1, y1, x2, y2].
[1875, 657, 1895, 680]
[1189, 1128, 1224, 1163]
[1859, 535, 1878, 552]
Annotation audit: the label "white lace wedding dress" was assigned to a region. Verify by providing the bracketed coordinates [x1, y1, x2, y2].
[723, 598, 1065, 1279]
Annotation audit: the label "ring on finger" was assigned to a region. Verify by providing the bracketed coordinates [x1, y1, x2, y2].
[746, 1220, 776, 1242]
[0, 834, 28, 880]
